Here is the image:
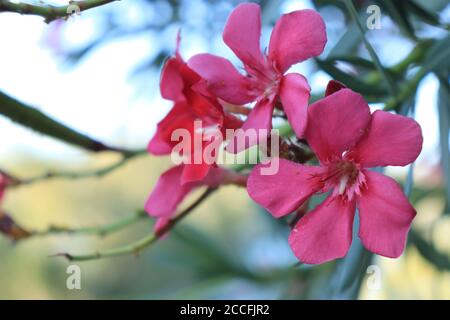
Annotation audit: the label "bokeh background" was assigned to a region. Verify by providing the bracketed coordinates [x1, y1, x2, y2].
[0, 0, 449, 299]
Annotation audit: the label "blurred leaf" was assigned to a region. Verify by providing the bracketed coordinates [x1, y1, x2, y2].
[162, 224, 241, 277]
[424, 36, 450, 73]
[437, 74, 450, 210]
[375, 0, 417, 40]
[316, 58, 387, 96]
[405, 0, 444, 28]
[409, 230, 450, 271]
[327, 21, 360, 58]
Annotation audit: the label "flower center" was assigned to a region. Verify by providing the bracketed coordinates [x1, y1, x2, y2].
[321, 160, 366, 201]
[246, 60, 280, 99]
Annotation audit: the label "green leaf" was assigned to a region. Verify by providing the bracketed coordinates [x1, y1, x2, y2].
[327, 21, 361, 58]
[437, 74, 450, 210]
[409, 230, 450, 271]
[425, 36, 450, 73]
[316, 58, 387, 96]
[375, 0, 417, 40]
[344, 0, 397, 97]
[405, 0, 447, 29]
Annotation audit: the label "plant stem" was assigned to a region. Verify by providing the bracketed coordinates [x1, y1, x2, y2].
[0, 0, 119, 23]
[56, 187, 217, 261]
[35, 210, 148, 238]
[8, 149, 146, 188]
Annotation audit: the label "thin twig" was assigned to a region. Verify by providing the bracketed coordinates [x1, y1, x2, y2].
[6, 149, 146, 188]
[55, 187, 217, 261]
[34, 210, 148, 238]
[0, 0, 119, 23]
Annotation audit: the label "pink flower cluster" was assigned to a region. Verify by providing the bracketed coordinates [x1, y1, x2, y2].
[145, 3, 423, 264]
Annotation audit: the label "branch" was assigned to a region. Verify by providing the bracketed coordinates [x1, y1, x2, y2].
[7, 149, 146, 188]
[35, 210, 148, 237]
[0, 90, 135, 154]
[56, 187, 217, 261]
[0, 0, 119, 23]
[1, 209, 147, 241]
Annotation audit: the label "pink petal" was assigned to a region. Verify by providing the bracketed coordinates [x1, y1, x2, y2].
[305, 89, 371, 163]
[160, 57, 184, 101]
[145, 165, 198, 218]
[188, 54, 255, 105]
[223, 113, 244, 130]
[357, 170, 416, 258]
[223, 2, 265, 69]
[147, 128, 172, 155]
[247, 158, 323, 217]
[181, 162, 211, 185]
[289, 195, 356, 264]
[325, 80, 346, 96]
[348, 110, 423, 168]
[226, 99, 274, 153]
[147, 102, 194, 155]
[279, 73, 310, 138]
[269, 9, 327, 73]
[154, 217, 170, 238]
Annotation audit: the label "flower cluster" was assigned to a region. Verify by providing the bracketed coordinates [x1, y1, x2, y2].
[145, 3, 423, 264]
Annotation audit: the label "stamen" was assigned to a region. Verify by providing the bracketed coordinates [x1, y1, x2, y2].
[338, 175, 349, 195]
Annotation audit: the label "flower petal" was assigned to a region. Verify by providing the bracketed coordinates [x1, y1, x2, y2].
[289, 195, 355, 264]
[226, 99, 274, 153]
[348, 110, 423, 168]
[279, 73, 310, 138]
[223, 2, 265, 69]
[269, 9, 327, 73]
[358, 170, 416, 258]
[305, 88, 371, 163]
[247, 158, 323, 217]
[147, 102, 194, 155]
[160, 57, 184, 101]
[188, 54, 255, 105]
[145, 165, 198, 218]
[181, 162, 211, 184]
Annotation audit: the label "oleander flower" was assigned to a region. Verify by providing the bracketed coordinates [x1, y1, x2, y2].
[148, 34, 242, 184]
[188, 2, 326, 151]
[247, 83, 423, 264]
[145, 164, 245, 230]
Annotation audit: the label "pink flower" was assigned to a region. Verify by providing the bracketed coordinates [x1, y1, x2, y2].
[148, 34, 242, 184]
[0, 173, 9, 202]
[145, 164, 246, 230]
[188, 3, 326, 151]
[247, 83, 423, 264]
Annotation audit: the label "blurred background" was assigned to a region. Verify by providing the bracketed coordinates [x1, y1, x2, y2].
[0, 0, 449, 299]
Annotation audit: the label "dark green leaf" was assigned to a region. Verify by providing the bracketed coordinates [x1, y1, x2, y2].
[316, 58, 387, 96]
[437, 75, 450, 210]
[409, 230, 450, 271]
